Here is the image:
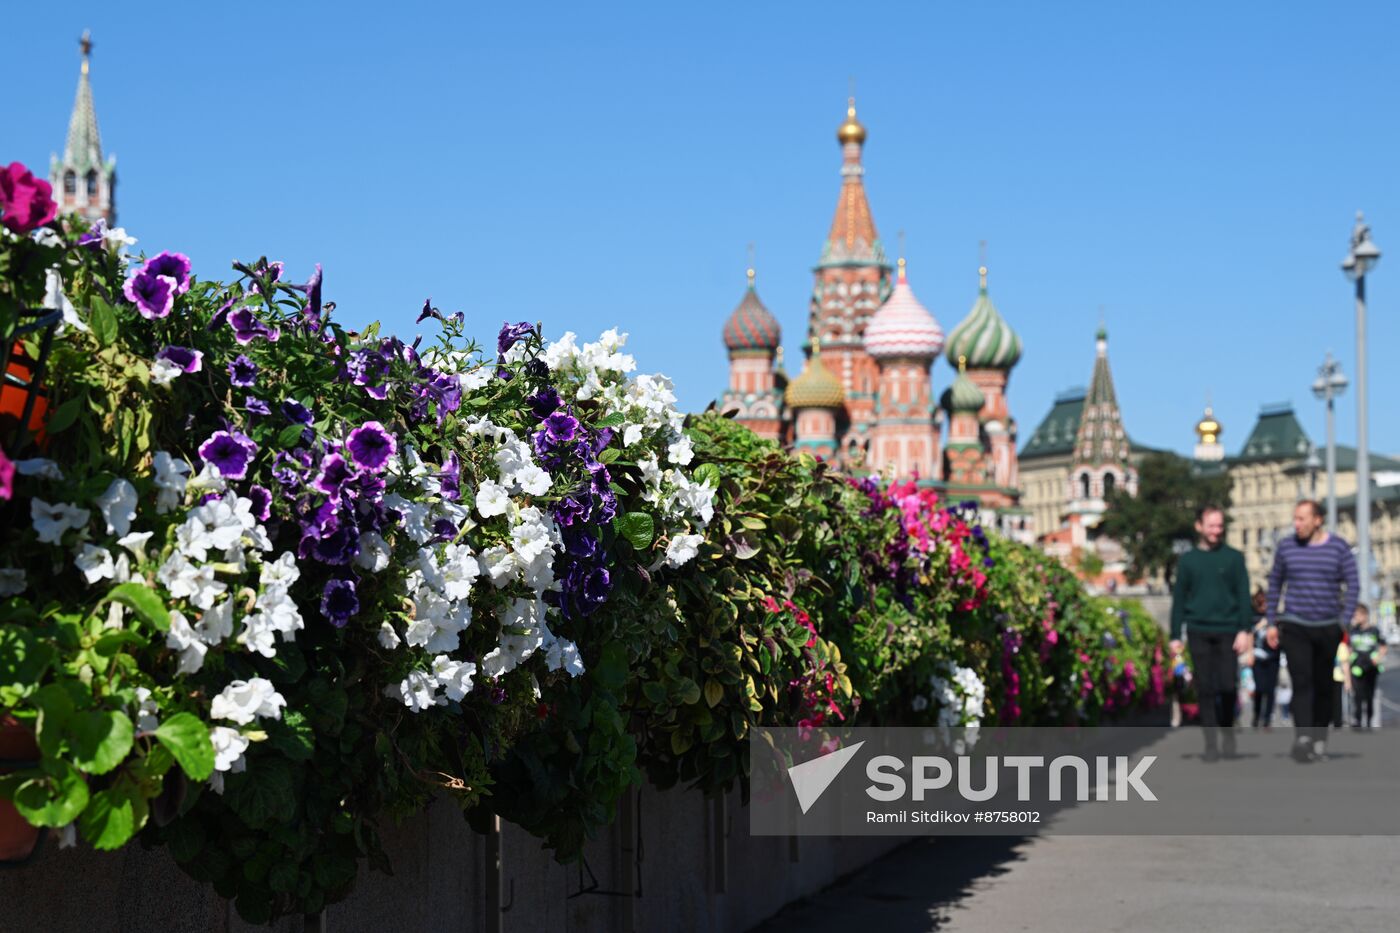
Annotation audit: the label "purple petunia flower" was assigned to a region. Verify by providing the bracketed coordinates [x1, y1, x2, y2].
[228, 305, 281, 344]
[320, 578, 359, 627]
[77, 219, 107, 250]
[143, 251, 192, 295]
[553, 485, 593, 528]
[291, 263, 322, 330]
[198, 430, 258, 480]
[228, 354, 258, 388]
[281, 399, 314, 425]
[527, 387, 562, 420]
[245, 396, 271, 417]
[417, 298, 441, 324]
[247, 485, 273, 522]
[156, 345, 203, 373]
[437, 452, 461, 501]
[542, 411, 579, 445]
[312, 453, 354, 497]
[123, 269, 177, 319]
[496, 321, 535, 356]
[346, 421, 397, 473]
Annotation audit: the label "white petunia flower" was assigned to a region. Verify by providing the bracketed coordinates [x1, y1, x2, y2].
[133, 687, 160, 733]
[116, 531, 154, 561]
[45, 269, 87, 335]
[431, 655, 477, 702]
[664, 533, 704, 569]
[150, 358, 183, 386]
[31, 499, 90, 545]
[480, 546, 518, 586]
[622, 424, 644, 447]
[210, 677, 285, 725]
[377, 621, 401, 649]
[666, 434, 694, 467]
[0, 568, 26, 596]
[475, 479, 509, 518]
[391, 671, 440, 712]
[15, 458, 63, 481]
[259, 552, 300, 588]
[152, 452, 191, 513]
[210, 726, 250, 773]
[195, 599, 236, 645]
[95, 479, 138, 538]
[74, 544, 116, 584]
[165, 610, 209, 675]
[354, 532, 392, 573]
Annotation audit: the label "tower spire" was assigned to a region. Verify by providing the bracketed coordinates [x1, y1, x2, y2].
[51, 29, 117, 226]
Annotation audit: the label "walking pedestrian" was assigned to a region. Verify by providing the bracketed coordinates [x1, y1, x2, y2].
[1332, 635, 1351, 729]
[1349, 604, 1386, 729]
[1263, 500, 1361, 763]
[1250, 589, 1281, 728]
[1170, 505, 1252, 761]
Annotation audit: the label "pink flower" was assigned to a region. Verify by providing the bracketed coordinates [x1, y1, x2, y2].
[0, 162, 57, 234]
[0, 447, 14, 501]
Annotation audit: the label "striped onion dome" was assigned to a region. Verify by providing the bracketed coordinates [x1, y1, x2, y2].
[785, 341, 845, 409]
[944, 267, 1022, 370]
[722, 270, 781, 352]
[944, 362, 986, 413]
[863, 259, 944, 360]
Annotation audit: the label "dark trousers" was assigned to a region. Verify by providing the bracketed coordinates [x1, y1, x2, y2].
[1187, 629, 1238, 747]
[1253, 659, 1279, 726]
[1331, 682, 1346, 728]
[1354, 668, 1379, 727]
[1279, 622, 1343, 744]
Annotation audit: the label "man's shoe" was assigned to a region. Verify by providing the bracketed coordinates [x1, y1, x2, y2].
[1291, 737, 1313, 763]
[1222, 732, 1238, 759]
[1312, 740, 1328, 762]
[1201, 747, 1221, 763]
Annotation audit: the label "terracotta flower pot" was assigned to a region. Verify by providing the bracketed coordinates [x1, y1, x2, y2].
[0, 715, 42, 863]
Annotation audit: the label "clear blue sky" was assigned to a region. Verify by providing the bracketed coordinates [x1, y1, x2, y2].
[8, 0, 1398, 457]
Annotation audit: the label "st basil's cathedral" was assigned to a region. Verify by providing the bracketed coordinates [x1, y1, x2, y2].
[717, 101, 1034, 543]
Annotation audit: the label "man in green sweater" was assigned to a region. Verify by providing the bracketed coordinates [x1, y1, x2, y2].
[1170, 504, 1253, 761]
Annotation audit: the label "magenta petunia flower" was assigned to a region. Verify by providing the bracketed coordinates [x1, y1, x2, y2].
[0, 162, 57, 234]
[123, 269, 178, 319]
[0, 447, 14, 501]
[155, 345, 203, 373]
[198, 430, 258, 480]
[143, 251, 192, 295]
[346, 421, 396, 473]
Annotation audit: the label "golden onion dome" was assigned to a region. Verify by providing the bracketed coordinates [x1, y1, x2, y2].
[1195, 406, 1222, 444]
[837, 98, 866, 146]
[785, 339, 845, 409]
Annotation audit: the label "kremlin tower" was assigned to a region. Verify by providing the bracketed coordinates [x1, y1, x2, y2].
[865, 257, 944, 480]
[49, 32, 116, 228]
[720, 267, 784, 442]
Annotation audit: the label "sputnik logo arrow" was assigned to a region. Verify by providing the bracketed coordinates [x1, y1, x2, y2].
[787, 741, 865, 814]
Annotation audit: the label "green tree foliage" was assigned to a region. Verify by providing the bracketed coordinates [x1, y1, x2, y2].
[1100, 453, 1233, 584]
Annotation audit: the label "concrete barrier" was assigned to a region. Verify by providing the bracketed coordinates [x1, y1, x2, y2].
[1, 782, 903, 933]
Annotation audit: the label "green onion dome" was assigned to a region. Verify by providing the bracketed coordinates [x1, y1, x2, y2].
[944, 266, 1022, 370]
[785, 339, 845, 409]
[943, 356, 986, 413]
[722, 269, 781, 353]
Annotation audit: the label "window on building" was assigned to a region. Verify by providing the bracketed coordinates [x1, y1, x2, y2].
[63, 171, 76, 195]
[86, 170, 98, 198]
[1080, 473, 1091, 499]
[1103, 473, 1116, 497]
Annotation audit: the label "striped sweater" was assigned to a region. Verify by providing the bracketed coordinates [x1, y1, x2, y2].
[1265, 534, 1360, 627]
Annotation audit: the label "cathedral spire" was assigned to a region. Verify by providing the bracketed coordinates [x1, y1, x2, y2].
[1072, 325, 1128, 469]
[51, 30, 116, 226]
[819, 97, 887, 268]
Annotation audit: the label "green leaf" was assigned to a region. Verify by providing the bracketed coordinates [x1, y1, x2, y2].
[89, 297, 118, 346]
[44, 395, 85, 436]
[224, 757, 297, 829]
[596, 412, 627, 429]
[265, 709, 314, 762]
[693, 463, 722, 488]
[10, 760, 90, 827]
[69, 710, 135, 775]
[94, 631, 146, 657]
[597, 447, 621, 464]
[103, 582, 171, 632]
[703, 679, 725, 708]
[79, 779, 147, 850]
[592, 641, 628, 693]
[618, 512, 654, 551]
[277, 423, 307, 448]
[0, 625, 55, 693]
[155, 712, 215, 781]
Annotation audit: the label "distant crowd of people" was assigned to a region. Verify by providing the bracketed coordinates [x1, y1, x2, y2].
[1169, 500, 1386, 762]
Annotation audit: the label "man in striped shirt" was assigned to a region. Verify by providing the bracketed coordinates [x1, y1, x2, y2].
[1264, 499, 1361, 762]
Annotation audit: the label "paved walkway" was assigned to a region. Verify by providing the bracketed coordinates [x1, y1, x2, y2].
[754, 667, 1400, 933]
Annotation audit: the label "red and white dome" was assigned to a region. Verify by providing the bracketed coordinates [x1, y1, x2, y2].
[863, 260, 944, 360]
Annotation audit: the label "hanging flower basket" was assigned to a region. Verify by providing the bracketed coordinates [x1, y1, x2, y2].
[0, 715, 43, 865]
[0, 306, 61, 458]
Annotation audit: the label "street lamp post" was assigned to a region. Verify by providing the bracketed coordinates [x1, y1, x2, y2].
[1341, 211, 1381, 606]
[1311, 353, 1347, 532]
[1305, 442, 1321, 499]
